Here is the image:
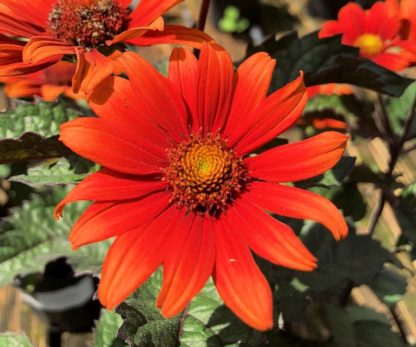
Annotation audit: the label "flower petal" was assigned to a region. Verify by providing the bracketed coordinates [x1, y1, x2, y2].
[98, 204, 183, 309]
[0, 0, 55, 28]
[23, 37, 75, 64]
[108, 17, 164, 45]
[372, 52, 410, 71]
[247, 182, 348, 240]
[69, 191, 171, 249]
[194, 44, 234, 135]
[245, 131, 349, 182]
[116, 51, 189, 143]
[213, 220, 273, 331]
[128, 25, 214, 49]
[0, 12, 42, 37]
[157, 215, 215, 316]
[54, 169, 167, 218]
[129, 0, 183, 27]
[59, 117, 168, 175]
[88, 76, 171, 149]
[227, 199, 317, 271]
[222, 52, 275, 138]
[231, 73, 307, 155]
[168, 47, 198, 120]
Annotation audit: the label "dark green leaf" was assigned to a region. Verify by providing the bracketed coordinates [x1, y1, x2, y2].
[248, 31, 413, 97]
[394, 183, 416, 244]
[0, 101, 79, 163]
[0, 188, 109, 285]
[369, 268, 407, 307]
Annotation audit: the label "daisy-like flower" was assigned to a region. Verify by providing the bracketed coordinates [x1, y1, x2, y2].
[319, 1, 414, 70]
[0, 61, 80, 101]
[55, 44, 349, 330]
[0, 0, 212, 78]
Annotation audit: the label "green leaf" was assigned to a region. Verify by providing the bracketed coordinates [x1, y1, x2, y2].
[248, 31, 414, 97]
[94, 310, 124, 347]
[369, 268, 407, 307]
[386, 81, 416, 138]
[298, 226, 392, 296]
[395, 183, 416, 244]
[116, 271, 181, 347]
[0, 333, 33, 347]
[116, 273, 263, 347]
[0, 188, 109, 285]
[9, 157, 97, 188]
[0, 101, 79, 163]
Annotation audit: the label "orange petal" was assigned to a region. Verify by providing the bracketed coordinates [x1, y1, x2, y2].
[158, 215, 215, 316]
[54, 169, 167, 218]
[59, 117, 168, 175]
[232, 73, 307, 155]
[128, 25, 214, 49]
[129, 0, 183, 27]
[108, 17, 164, 45]
[23, 36, 75, 64]
[247, 182, 348, 240]
[213, 221, 273, 331]
[226, 199, 317, 271]
[245, 132, 349, 182]
[98, 204, 183, 309]
[69, 191, 171, 249]
[222, 52, 275, 138]
[0, 12, 42, 37]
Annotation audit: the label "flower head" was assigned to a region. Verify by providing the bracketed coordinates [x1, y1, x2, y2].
[319, 1, 414, 70]
[55, 44, 349, 330]
[0, 0, 212, 84]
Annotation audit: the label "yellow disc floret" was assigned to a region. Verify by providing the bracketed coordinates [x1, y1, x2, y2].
[165, 134, 248, 215]
[353, 33, 384, 57]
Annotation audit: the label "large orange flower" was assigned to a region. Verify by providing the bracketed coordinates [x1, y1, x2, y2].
[0, 0, 211, 78]
[319, 1, 414, 70]
[0, 61, 80, 101]
[55, 45, 348, 330]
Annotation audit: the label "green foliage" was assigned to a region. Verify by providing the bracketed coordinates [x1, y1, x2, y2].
[0, 333, 33, 347]
[9, 157, 97, 188]
[218, 6, 250, 33]
[386, 81, 416, 138]
[370, 268, 407, 307]
[0, 101, 79, 163]
[248, 31, 414, 96]
[0, 188, 109, 286]
[395, 183, 416, 244]
[116, 272, 263, 347]
[94, 310, 124, 347]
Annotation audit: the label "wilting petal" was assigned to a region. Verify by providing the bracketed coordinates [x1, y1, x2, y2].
[227, 199, 317, 271]
[213, 220, 273, 331]
[158, 215, 215, 316]
[54, 169, 167, 218]
[98, 205, 183, 309]
[245, 132, 349, 182]
[232, 73, 307, 155]
[128, 25, 214, 49]
[222, 52, 275, 137]
[129, 0, 183, 27]
[69, 191, 171, 249]
[108, 17, 164, 45]
[59, 117, 168, 175]
[168, 47, 198, 120]
[194, 44, 234, 134]
[247, 182, 348, 240]
[23, 37, 75, 64]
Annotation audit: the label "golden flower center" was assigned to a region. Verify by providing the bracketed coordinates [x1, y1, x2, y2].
[353, 33, 384, 57]
[165, 135, 248, 215]
[48, 0, 130, 50]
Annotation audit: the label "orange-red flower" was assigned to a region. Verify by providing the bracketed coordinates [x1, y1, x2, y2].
[319, 1, 415, 70]
[55, 45, 348, 330]
[0, 61, 81, 101]
[307, 83, 353, 98]
[0, 0, 212, 81]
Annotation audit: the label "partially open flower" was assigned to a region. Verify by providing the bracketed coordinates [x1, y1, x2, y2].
[319, 1, 415, 71]
[55, 45, 349, 331]
[0, 0, 212, 85]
